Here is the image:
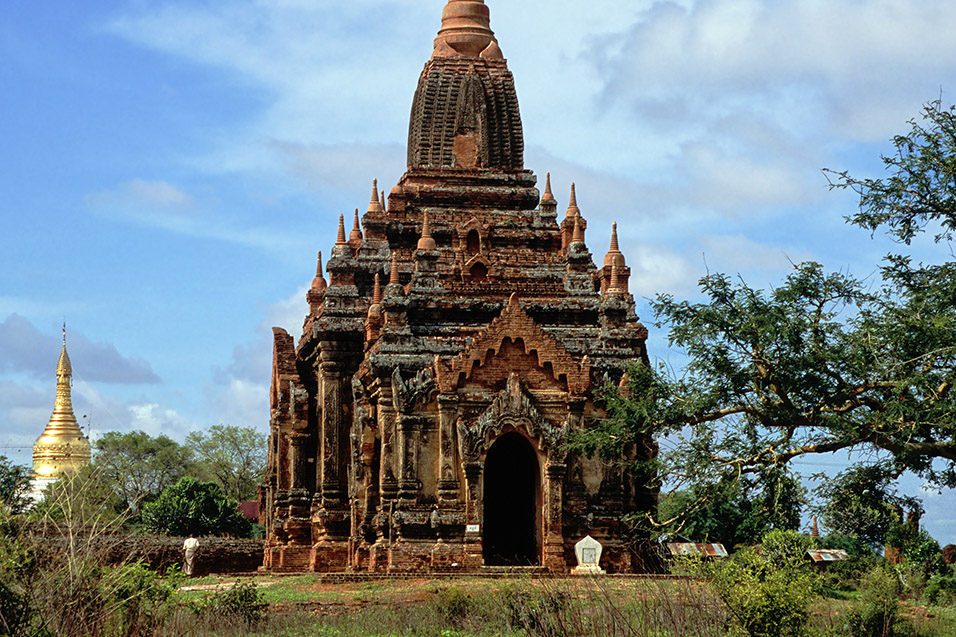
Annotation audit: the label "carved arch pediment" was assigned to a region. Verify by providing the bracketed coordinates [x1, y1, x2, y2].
[434, 293, 590, 394]
[456, 374, 570, 462]
[477, 373, 543, 441]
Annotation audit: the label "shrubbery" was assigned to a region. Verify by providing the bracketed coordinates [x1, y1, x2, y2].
[141, 477, 252, 537]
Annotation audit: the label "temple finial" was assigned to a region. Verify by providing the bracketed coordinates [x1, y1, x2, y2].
[433, 0, 497, 59]
[566, 183, 580, 219]
[368, 179, 383, 213]
[312, 251, 327, 292]
[367, 272, 384, 326]
[417, 212, 437, 251]
[350, 209, 363, 243]
[389, 252, 401, 286]
[572, 212, 585, 245]
[604, 222, 626, 268]
[541, 172, 555, 203]
[336, 214, 347, 245]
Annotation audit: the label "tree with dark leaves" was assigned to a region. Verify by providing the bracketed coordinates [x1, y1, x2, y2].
[578, 101, 956, 531]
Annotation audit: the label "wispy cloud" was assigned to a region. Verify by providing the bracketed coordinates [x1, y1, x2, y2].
[86, 178, 292, 250]
[0, 314, 160, 384]
[593, 0, 956, 141]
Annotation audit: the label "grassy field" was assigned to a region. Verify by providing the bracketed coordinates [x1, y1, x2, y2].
[164, 574, 956, 636]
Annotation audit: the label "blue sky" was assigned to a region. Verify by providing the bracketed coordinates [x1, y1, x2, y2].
[2, 0, 955, 538]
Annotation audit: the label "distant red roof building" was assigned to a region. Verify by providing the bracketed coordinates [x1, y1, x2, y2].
[239, 501, 259, 521]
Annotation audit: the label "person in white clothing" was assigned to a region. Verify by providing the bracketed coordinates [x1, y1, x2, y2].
[183, 534, 200, 576]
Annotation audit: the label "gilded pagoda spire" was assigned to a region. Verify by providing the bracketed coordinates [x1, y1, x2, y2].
[33, 326, 92, 481]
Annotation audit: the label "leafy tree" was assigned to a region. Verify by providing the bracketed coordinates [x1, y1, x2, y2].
[659, 468, 805, 547]
[185, 425, 266, 502]
[579, 101, 956, 531]
[93, 431, 194, 510]
[815, 464, 919, 550]
[30, 464, 128, 522]
[0, 456, 32, 515]
[826, 100, 956, 246]
[141, 477, 251, 537]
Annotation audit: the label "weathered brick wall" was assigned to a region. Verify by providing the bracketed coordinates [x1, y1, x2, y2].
[23, 525, 263, 574]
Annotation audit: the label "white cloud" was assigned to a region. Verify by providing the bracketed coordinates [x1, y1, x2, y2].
[0, 314, 161, 384]
[208, 378, 269, 433]
[264, 285, 310, 337]
[126, 402, 196, 438]
[595, 0, 956, 141]
[270, 142, 406, 204]
[627, 244, 696, 298]
[86, 179, 292, 250]
[87, 179, 194, 213]
[699, 234, 816, 276]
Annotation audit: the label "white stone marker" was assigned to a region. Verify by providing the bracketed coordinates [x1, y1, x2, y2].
[572, 535, 606, 575]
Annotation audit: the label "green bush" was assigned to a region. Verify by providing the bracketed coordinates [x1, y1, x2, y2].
[846, 565, 910, 637]
[696, 543, 820, 637]
[188, 579, 265, 628]
[435, 586, 472, 627]
[216, 580, 265, 627]
[922, 574, 956, 606]
[141, 477, 251, 537]
[762, 529, 813, 569]
[109, 561, 176, 631]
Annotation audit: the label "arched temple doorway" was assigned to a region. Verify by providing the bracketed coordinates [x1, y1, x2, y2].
[482, 432, 541, 565]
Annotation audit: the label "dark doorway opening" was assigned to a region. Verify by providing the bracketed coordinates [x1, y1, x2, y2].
[483, 432, 540, 565]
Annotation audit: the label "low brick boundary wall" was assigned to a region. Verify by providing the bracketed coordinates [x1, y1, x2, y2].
[21, 524, 263, 574]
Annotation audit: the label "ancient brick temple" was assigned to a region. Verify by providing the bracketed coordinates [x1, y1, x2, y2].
[261, 0, 652, 574]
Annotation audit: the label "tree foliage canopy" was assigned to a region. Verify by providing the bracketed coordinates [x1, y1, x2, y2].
[0, 457, 32, 516]
[141, 477, 251, 537]
[93, 431, 194, 511]
[581, 101, 956, 533]
[185, 425, 266, 502]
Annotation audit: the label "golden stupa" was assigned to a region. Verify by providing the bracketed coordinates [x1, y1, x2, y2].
[32, 327, 92, 481]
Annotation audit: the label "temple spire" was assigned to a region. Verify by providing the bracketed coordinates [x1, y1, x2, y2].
[312, 251, 327, 292]
[336, 214, 347, 245]
[33, 326, 91, 483]
[433, 0, 498, 59]
[541, 173, 555, 203]
[417, 212, 438, 251]
[372, 272, 383, 306]
[603, 222, 626, 268]
[350, 209, 363, 243]
[367, 272, 384, 327]
[566, 183, 580, 219]
[368, 179, 383, 213]
[389, 252, 401, 286]
[572, 212, 585, 245]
